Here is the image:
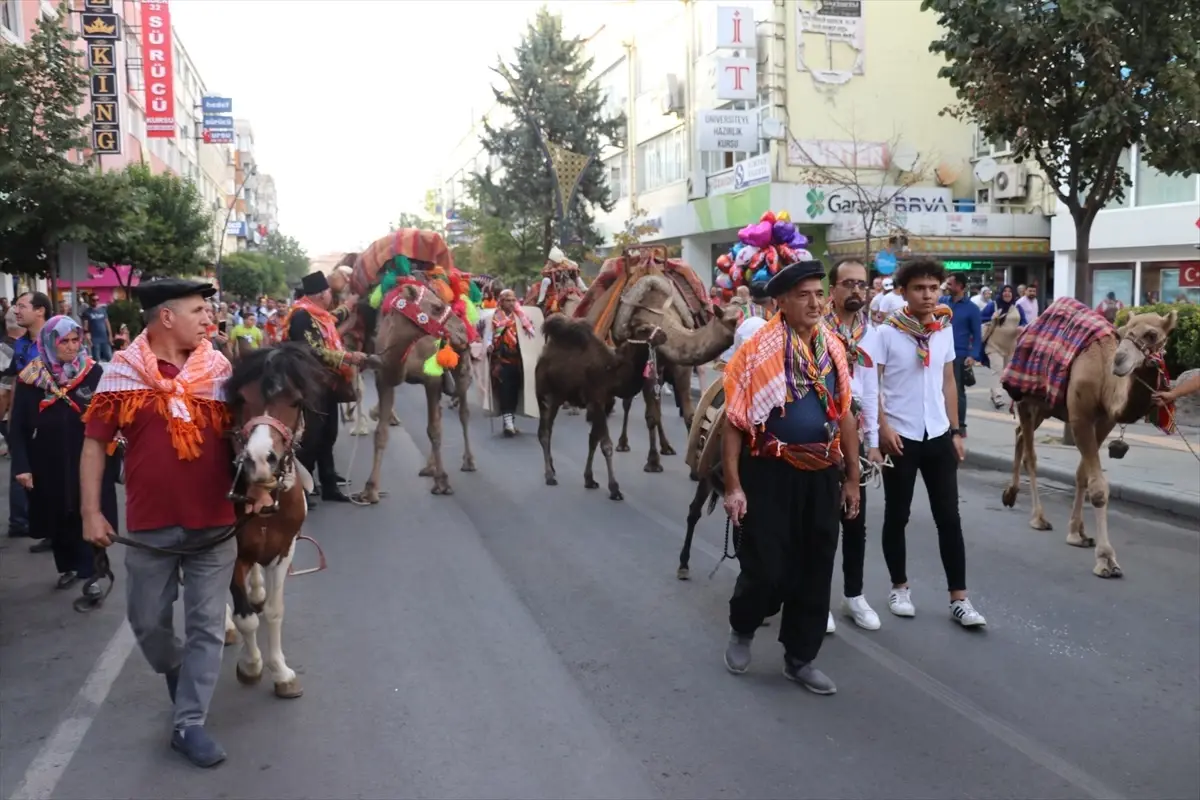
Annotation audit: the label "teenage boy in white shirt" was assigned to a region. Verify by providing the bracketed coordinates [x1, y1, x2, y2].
[875, 258, 987, 628]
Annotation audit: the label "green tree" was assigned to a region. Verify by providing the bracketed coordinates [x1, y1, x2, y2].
[389, 211, 439, 232]
[0, 2, 98, 279]
[87, 164, 214, 288]
[219, 252, 285, 301]
[474, 7, 623, 255]
[457, 191, 544, 284]
[261, 232, 310, 286]
[923, 0, 1200, 300]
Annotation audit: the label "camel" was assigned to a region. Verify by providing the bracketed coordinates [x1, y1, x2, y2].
[1001, 306, 1178, 578]
[536, 314, 667, 500]
[982, 308, 1023, 408]
[578, 259, 739, 472]
[357, 283, 472, 501]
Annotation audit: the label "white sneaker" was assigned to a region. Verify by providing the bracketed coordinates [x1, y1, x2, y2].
[826, 611, 836, 634]
[950, 598, 987, 627]
[888, 587, 915, 617]
[841, 595, 881, 630]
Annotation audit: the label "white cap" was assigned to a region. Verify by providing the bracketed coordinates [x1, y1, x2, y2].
[547, 246, 566, 264]
[882, 278, 894, 290]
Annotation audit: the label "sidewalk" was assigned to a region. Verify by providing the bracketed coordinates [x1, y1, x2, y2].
[687, 367, 1200, 521]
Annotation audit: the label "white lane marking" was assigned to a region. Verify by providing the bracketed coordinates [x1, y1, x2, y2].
[7, 622, 137, 800]
[549, 450, 1126, 800]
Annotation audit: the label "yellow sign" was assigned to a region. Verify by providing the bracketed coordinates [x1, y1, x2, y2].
[83, 18, 121, 155]
[87, 42, 113, 68]
[92, 101, 118, 124]
[92, 128, 121, 154]
[80, 13, 119, 39]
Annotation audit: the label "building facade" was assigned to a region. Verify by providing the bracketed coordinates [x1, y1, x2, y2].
[438, 0, 1054, 294]
[1051, 148, 1199, 307]
[1, 0, 259, 301]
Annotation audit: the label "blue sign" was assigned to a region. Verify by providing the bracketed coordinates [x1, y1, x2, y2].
[204, 116, 234, 130]
[202, 96, 233, 114]
[205, 129, 235, 144]
[874, 250, 898, 275]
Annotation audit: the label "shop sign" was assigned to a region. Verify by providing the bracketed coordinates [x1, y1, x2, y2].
[1180, 261, 1200, 288]
[733, 153, 771, 191]
[82, 0, 120, 154]
[696, 109, 759, 152]
[716, 7, 755, 50]
[715, 57, 757, 101]
[943, 260, 995, 272]
[142, 1, 177, 139]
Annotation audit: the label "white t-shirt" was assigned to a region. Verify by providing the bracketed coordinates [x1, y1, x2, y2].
[870, 292, 906, 325]
[875, 324, 956, 441]
[848, 325, 881, 449]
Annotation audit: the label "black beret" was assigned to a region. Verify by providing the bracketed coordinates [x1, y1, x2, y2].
[300, 271, 330, 295]
[133, 277, 216, 309]
[765, 259, 825, 299]
[748, 281, 770, 302]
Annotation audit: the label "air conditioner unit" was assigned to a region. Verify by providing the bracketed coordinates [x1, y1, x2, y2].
[993, 164, 1028, 200]
[661, 74, 685, 117]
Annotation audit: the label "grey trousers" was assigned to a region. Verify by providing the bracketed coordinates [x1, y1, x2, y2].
[124, 526, 236, 731]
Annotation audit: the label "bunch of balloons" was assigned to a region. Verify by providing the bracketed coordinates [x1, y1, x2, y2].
[713, 210, 813, 291]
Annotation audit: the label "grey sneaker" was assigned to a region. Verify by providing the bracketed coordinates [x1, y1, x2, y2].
[783, 656, 837, 695]
[723, 629, 753, 674]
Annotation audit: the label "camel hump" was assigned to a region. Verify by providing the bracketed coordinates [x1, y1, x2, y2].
[542, 314, 597, 350]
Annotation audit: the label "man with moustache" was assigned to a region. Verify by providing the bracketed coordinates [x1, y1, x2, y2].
[823, 258, 884, 632]
[721, 258, 861, 694]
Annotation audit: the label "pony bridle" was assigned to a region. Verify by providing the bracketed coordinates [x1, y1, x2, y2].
[229, 413, 303, 507]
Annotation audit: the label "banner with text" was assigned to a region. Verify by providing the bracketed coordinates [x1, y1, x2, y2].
[697, 109, 760, 152]
[142, 1, 176, 138]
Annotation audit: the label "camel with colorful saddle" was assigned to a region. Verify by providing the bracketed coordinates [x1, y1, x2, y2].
[565, 246, 738, 473]
[346, 229, 481, 499]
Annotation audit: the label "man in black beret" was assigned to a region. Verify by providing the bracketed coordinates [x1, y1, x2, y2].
[284, 271, 368, 502]
[80, 276, 273, 767]
[719, 258, 860, 695]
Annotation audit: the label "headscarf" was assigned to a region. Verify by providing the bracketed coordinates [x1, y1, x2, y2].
[995, 284, 1018, 315]
[38, 315, 89, 383]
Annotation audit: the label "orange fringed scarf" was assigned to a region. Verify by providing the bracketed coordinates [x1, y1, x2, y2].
[82, 331, 232, 460]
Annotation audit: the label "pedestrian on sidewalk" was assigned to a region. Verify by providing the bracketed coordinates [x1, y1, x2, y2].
[7, 315, 118, 598]
[80, 278, 273, 769]
[720, 258, 861, 695]
[3, 292, 51, 547]
[824, 258, 884, 633]
[876, 259, 987, 629]
[939, 273, 983, 437]
[81, 294, 115, 362]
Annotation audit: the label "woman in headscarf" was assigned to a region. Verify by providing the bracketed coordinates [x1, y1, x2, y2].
[979, 284, 1028, 408]
[8, 315, 119, 598]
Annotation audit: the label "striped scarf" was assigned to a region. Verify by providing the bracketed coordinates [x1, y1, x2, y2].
[18, 357, 95, 413]
[784, 321, 836, 424]
[887, 304, 953, 367]
[824, 308, 871, 375]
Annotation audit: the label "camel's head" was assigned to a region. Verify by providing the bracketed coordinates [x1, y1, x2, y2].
[630, 322, 668, 349]
[395, 283, 469, 351]
[1113, 310, 1177, 377]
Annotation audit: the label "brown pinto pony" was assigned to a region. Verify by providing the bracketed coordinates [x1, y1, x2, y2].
[222, 343, 330, 699]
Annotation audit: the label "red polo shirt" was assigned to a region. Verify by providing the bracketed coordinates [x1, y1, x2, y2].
[85, 360, 237, 533]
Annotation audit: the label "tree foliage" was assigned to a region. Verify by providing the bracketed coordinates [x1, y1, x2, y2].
[474, 7, 624, 255]
[453, 198, 544, 284]
[923, 0, 1200, 296]
[389, 212, 439, 232]
[260, 232, 310, 286]
[0, 2, 99, 277]
[219, 252, 286, 301]
[87, 164, 214, 286]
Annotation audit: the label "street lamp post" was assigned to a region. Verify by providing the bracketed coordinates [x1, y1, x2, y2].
[214, 164, 257, 301]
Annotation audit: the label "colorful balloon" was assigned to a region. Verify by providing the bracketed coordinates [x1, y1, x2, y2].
[716, 253, 733, 271]
[715, 272, 733, 289]
[731, 242, 745, 258]
[741, 221, 773, 248]
[764, 245, 779, 273]
[753, 267, 770, 283]
[772, 221, 796, 244]
[734, 244, 759, 269]
[788, 231, 809, 248]
[759, 210, 777, 224]
[776, 210, 791, 222]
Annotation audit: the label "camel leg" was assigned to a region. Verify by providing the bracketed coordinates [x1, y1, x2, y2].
[538, 396, 561, 486]
[642, 382, 664, 473]
[350, 372, 371, 435]
[424, 381, 452, 495]
[458, 382, 476, 472]
[1001, 419, 1024, 508]
[587, 404, 622, 501]
[1074, 419, 1121, 578]
[675, 365, 697, 431]
[361, 382, 394, 504]
[263, 540, 302, 698]
[1023, 411, 1053, 530]
[1066, 461, 1095, 548]
[679, 477, 709, 580]
[616, 396, 634, 452]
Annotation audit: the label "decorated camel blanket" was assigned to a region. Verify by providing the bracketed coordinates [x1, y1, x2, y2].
[575, 253, 712, 342]
[1001, 297, 1115, 408]
[350, 229, 456, 296]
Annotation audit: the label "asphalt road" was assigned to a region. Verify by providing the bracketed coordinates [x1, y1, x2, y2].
[1, 388, 1198, 800]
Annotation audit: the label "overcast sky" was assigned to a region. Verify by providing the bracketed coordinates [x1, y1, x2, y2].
[169, 0, 603, 256]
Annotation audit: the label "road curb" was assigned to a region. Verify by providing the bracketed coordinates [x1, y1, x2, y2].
[689, 383, 1200, 522]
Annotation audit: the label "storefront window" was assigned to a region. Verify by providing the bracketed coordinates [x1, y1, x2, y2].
[1159, 268, 1200, 305]
[1091, 268, 1134, 307]
[1135, 151, 1197, 207]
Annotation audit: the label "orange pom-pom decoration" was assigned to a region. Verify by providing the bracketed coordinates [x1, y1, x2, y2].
[436, 344, 459, 370]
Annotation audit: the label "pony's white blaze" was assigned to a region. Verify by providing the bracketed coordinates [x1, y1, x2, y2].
[245, 423, 276, 477]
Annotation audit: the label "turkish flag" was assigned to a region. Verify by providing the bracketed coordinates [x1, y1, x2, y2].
[1180, 261, 1200, 288]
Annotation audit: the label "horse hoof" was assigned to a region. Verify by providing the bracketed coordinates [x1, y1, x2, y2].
[418, 466, 434, 477]
[644, 463, 664, 473]
[1030, 518, 1053, 531]
[545, 477, 558, 486]
[461, 462, 477, 473]
[609, 490, 623, 501]
[1067, 534, 1095, 548]
[585, 479, 600, 490]
[1001, 487, 1018, 507]
[236, 663, 263, 685]
[616, 443, 630, 453]
[676, 566, 690, 581]
[274, 679, 304, 699]
[661, 446, 676, 456]
[1094, 565, 1122, 579]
